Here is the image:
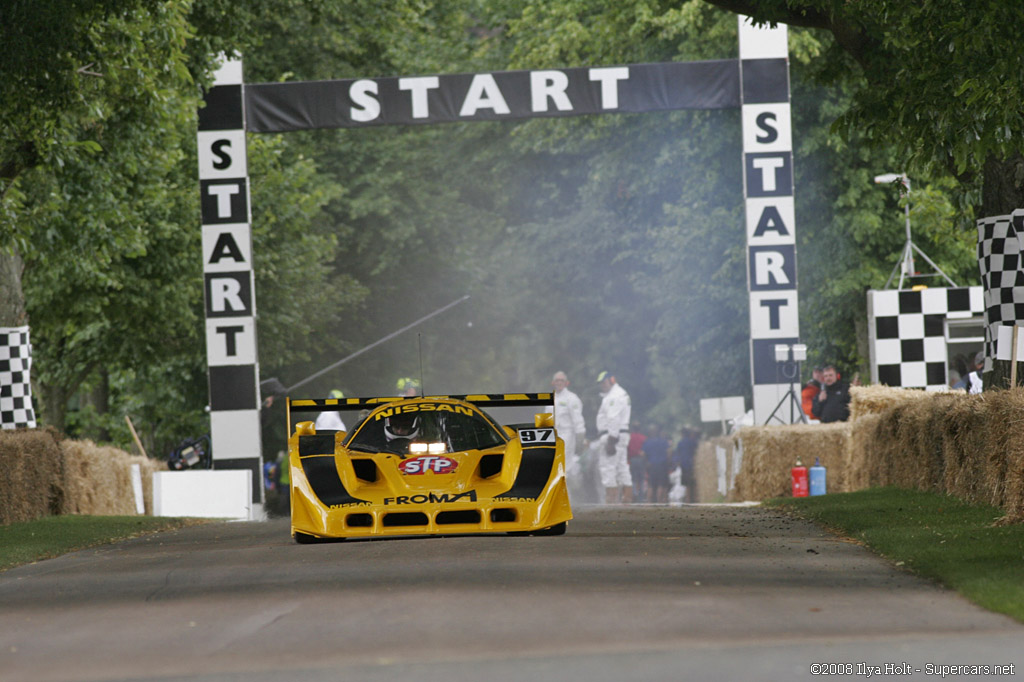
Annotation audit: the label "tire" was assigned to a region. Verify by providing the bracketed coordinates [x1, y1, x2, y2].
[533, 521, 567, 536]
[508, 521, 567, 537]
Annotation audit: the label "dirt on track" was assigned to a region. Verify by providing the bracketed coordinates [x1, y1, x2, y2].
[0, 504, 1021, 682]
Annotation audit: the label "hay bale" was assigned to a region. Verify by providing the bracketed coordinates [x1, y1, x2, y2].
[994, 391, 1024, 522]
[693, 436, 735, 503]
[848, 412, 883, 491]
[940, 394, 990, 507]
[849, 384, 942, 421]
[0, 428, 67, 524]
[130, 454, 162, 515]
[60, 440, 146, 515]
[2, 431, 162, 522]
[947, 390, 1024, 513]
[887, 394, 962, 493]
[733, 423, 850, 501]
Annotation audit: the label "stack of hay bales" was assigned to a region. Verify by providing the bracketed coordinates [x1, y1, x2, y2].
[732, 423, 850, 501]
[0, 429, 161, 524]
[991, 392, 1024, 523]
[723, 383, 1024, 523]
[61, 440, 159, 516]
[867, 393, 966, 491]
[847, 385, 950, 490]
[848, 384, 938, 421]
[944, 391, 1024, 520]
[0, 428, 67, 524]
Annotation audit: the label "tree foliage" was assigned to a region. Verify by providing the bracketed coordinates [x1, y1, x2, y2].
[702, 0, 1024, 212]
[1, 0, 994, 453]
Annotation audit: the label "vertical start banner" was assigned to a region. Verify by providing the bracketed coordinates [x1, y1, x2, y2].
[738, 19, 800, 425]
[197, 59, 264, 509]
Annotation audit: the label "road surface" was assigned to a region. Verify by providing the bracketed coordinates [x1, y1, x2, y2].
[0, 504, 1020, 681]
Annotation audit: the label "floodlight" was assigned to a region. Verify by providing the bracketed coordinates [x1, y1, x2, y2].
[792, 343, 807, 362]
[774, 344, 790, 362]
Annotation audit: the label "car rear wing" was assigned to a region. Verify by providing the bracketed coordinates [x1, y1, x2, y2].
[288, 392, 554, 416]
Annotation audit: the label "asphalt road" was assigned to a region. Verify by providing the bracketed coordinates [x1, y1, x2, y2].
[0, 505, 1021, 682]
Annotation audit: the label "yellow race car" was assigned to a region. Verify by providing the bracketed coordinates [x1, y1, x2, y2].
[285, 393, 572, 542]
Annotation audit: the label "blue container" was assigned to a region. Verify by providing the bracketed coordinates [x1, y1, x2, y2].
[809, 458, 827, 496]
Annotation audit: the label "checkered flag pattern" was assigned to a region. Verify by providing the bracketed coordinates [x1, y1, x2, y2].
[0, 326, 37, 429]
[977, 210, 1024, 372]
[869, 287, 984, 390]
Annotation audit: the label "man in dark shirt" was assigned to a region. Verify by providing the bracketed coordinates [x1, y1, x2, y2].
[811, 364, 851, 423]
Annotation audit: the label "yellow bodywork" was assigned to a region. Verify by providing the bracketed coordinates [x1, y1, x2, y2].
[287, 396, 572, 540]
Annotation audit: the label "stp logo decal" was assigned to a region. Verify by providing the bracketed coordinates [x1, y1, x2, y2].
[399, 455, 458, 475]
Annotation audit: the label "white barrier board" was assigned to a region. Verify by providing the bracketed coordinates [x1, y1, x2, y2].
[153, 470, 252, 520]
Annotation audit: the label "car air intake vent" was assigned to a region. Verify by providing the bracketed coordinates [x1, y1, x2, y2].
[382, 512, 429, 527]
[436, 510, 481, 525]
[479, 454, 503, 478]
[346, 513, 373, 527]
[299, 434, 336, 456]
[351, 458, 378, 482]
[490, 508, 516, 523]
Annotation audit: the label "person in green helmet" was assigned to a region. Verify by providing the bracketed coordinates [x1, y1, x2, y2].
[396, 377, 421, 397]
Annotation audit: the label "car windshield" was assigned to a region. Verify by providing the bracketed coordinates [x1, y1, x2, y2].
[346, 403, 507, 455]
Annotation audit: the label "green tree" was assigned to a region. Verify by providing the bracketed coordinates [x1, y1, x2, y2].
[2, 1, 354, 452]
[701, 1, 1023, 218]
[702, 0, 1021, 389]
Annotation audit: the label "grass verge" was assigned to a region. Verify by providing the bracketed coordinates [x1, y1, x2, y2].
[765, 487, 1024, 623]
[0, 515, 208, 572]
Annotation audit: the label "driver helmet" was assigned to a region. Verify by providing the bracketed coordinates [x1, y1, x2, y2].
[384, 413, 420, 441]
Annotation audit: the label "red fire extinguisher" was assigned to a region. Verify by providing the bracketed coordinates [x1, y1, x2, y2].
[791, 457, 809, 497]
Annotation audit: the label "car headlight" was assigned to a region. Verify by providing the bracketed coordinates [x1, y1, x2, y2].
[409, 441, 447, 455]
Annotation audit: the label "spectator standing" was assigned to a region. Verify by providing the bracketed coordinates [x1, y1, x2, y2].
[595, 370, 632, 503]
[811, 365, 851, 423]
[627, 428, 648, 504]
[801, 367, 823, 419]
[966, 351, 984, 394]
[673, 427, 699, 502]
[314, 389, 347, 431]
[950, 353, 971, 390]
[549, 371, 587, 461]
[396, 377, 421, 397]
[258, 376, 289, 477]
[642, 426, 671, 503]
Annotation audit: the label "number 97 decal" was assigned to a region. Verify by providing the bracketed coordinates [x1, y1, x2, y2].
[518, 428, 556, 445]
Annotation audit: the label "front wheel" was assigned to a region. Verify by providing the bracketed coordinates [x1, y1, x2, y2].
[509, 521, 567, 537]
[533, 521, 567, 536]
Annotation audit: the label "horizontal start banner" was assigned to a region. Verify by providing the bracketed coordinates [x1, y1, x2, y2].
[244, 59, 759, 132]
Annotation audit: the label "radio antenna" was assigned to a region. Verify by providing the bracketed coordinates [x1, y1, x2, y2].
[286, 294, 469, 393]
[417, 333, 425, 397]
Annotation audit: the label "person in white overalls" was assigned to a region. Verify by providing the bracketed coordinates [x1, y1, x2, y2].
[548, 371, 587, 500]
[595, 370, 632, 504]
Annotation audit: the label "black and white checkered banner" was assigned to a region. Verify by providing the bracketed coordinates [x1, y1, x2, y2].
[198, 58, 263, 507]
[0, 326, 36, 429]
[978, 210, 1024, 373]
[737, 19, 800, 424]
[868, 287, 984, 389]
